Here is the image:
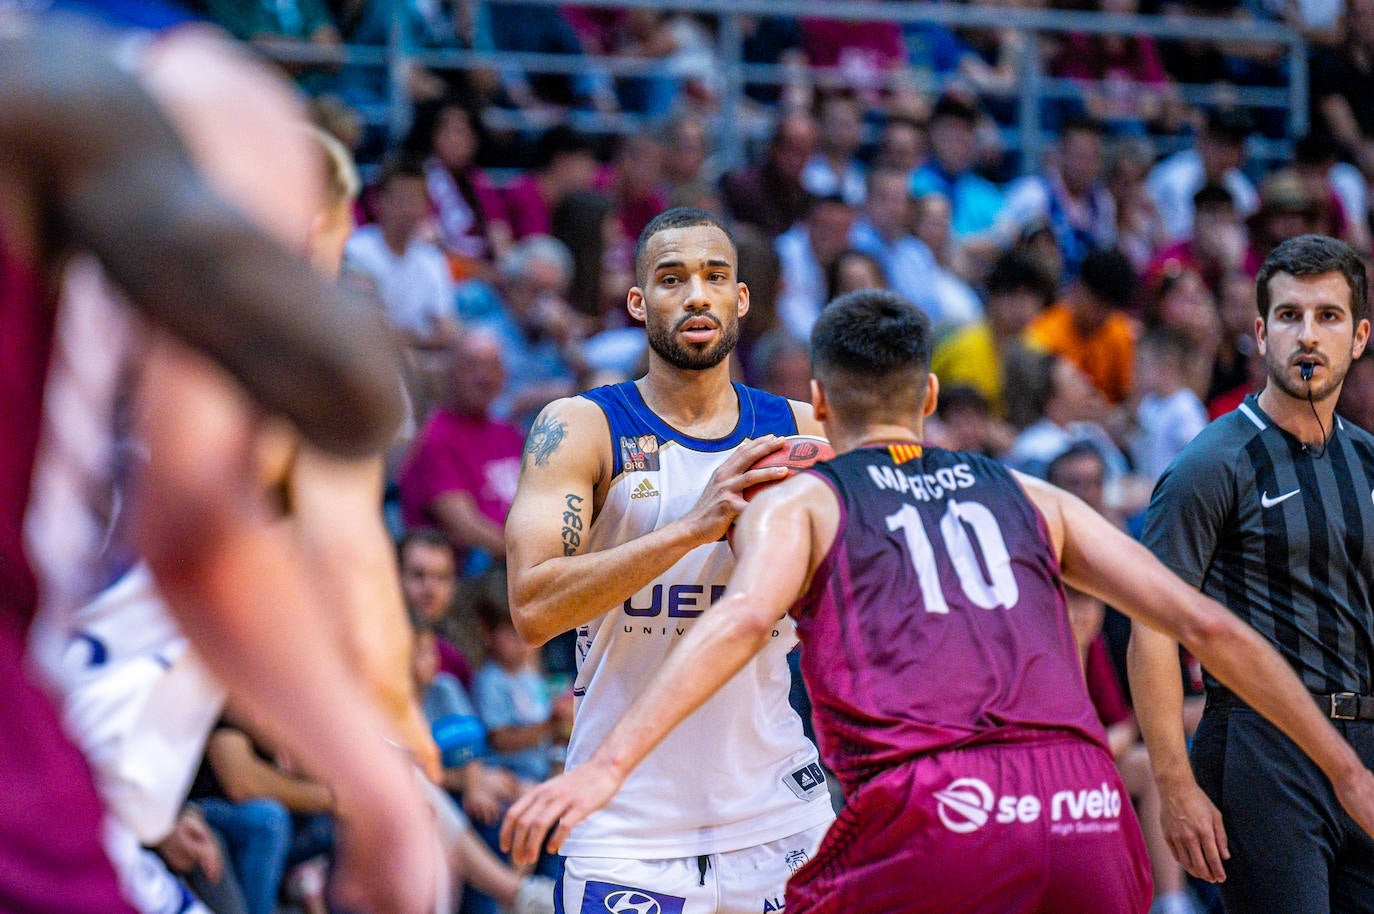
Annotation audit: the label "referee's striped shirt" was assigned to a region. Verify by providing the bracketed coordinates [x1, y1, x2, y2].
[1142, 393, 1374, 695]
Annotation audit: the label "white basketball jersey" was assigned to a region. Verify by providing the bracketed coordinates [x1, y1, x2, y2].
[561, 382, 834, 859]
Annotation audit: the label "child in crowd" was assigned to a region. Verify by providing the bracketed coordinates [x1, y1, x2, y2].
[1131, 327, 1210, 482]
[474, 599, 567, 784]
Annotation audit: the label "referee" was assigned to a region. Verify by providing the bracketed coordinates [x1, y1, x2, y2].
[1130, 234, 1374, 913]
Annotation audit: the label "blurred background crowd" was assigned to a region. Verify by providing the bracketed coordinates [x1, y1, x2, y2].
[96, 1, 1374, 912]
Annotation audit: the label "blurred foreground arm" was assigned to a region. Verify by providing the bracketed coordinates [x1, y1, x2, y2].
[0, 18, 403, 457]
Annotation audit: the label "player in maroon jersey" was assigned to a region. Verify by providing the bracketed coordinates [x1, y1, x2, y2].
[502, 289, 1374, 913]
[0, 17, 438, 914]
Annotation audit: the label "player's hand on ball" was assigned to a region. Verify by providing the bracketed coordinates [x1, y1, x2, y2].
[685, 435, 789, 542]
[499, 758, 625, 866]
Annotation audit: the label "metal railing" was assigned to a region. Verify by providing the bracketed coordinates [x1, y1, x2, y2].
[254, 0, 1307, 175]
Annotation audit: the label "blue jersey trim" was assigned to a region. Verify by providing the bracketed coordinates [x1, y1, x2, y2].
[581, 381, 797, 466]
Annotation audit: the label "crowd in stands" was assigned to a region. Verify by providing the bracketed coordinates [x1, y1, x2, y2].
[149, 2, 1374, 912]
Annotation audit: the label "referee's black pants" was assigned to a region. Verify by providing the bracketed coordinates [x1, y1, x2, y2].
[1192, 700, 1374, 914]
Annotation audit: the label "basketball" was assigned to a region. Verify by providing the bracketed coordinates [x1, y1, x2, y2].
[742, 435, 836, 502]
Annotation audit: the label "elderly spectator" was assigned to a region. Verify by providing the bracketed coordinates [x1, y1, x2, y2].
[459, 236, 588, 426]
[398, 331, 525, 573]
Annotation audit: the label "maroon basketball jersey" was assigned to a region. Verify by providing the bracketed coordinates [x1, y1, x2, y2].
[0, 216, 135, 913]
[0, 221, 54, 634]
[794, 444, 1107, 797]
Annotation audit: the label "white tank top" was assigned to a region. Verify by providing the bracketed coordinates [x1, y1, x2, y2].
[560, 381, 835, 858]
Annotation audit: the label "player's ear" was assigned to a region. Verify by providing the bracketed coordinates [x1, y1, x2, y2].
[736, 281, 750, 319]
[1254, 315, 1268, 356]
[810, 378, 829, 421]
[1354, 318, 1371, 360]
[627, 286, 646, 323]
[922, 372, 939, 418]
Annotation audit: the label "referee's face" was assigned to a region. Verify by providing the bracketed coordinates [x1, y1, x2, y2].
[1258, 271, 1372, 402]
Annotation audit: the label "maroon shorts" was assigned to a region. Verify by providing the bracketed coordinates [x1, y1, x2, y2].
[787, 736, 1152, 914]
[0, 617, 133, 914]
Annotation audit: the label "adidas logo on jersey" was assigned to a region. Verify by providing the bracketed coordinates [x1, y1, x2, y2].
[630, 478, 660, 500]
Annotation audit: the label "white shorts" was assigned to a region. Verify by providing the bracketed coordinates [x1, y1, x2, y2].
[558, 821, 830, 914]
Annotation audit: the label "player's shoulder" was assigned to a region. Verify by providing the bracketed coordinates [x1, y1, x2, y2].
[531, 394, 610, 441]
[519, 396, 609, 473]
[1337, 412, 1374, 449]
[1171, 402, 1262, 469]
[730, 382, 802, 431]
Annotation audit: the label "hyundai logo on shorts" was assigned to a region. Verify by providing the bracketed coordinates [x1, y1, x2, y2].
[604, 891, 662, 914]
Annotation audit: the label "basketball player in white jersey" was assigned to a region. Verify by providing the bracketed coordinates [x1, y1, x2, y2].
[503, 207, 836, 914]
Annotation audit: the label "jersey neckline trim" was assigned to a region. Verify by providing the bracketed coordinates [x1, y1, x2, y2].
[615, 380, 761, 452]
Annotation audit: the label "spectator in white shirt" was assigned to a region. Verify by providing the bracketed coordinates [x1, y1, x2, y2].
[1146, 108, 1258, 243]
[774, 195, 856, 341]
[346, 155, 460, 347]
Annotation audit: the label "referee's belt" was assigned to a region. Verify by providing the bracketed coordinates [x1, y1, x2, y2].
[1206, 687, 1374, 721]
[1318, 692, 1374, 721]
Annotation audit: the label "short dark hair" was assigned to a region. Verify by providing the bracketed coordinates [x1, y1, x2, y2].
[1255, 234, 1368, 322]
[468, 567, 515, 633]
[538, 125, 595, 169]
[1204, 107, 1253, 144]
[1078, 248, 1138, 309]
[634, 207, 738, 286]
[396, 528, 454, 567]
[930, 94, 979, 126]
[1001, 345, 1058, 431]
[810, 290, 933, 419]
[376, 151, 427, 190]
[1193, 182, 1236, 211]
[1137, 326, 1193, 365]
[1060, 116, 1107, 141]
[985, 251, 1056, 310]
[1046, 442, 1106, 487]
[936, 384, 990, 419]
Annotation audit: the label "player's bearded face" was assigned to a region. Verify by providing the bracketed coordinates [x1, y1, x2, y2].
[647, 308, 740, 370]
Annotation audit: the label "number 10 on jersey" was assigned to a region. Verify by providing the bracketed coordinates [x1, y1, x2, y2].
[886, 500, 1020, 614]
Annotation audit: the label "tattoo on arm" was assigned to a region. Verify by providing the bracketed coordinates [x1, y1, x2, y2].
[560, 493, 585, 556]
[523, 414, 567, 469]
